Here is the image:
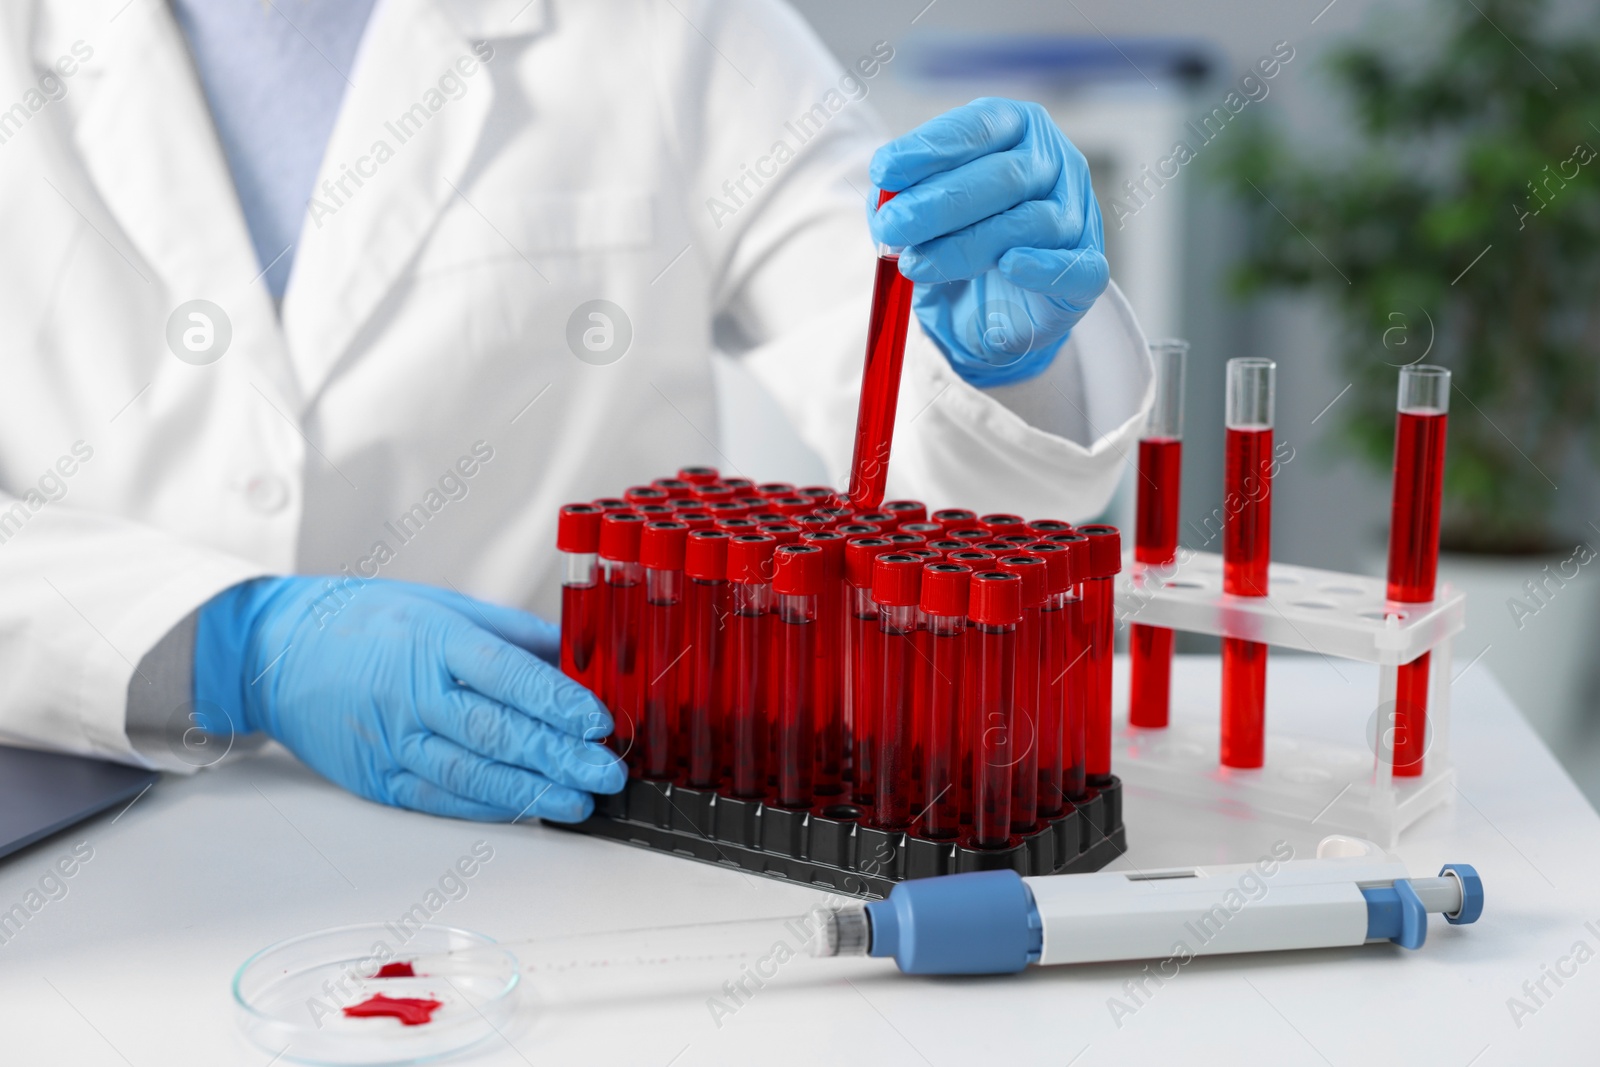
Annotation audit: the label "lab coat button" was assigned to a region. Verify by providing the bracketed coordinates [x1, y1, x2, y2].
[244, 475, 290, 514]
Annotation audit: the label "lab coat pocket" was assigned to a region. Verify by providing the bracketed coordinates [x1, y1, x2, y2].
[413, 189, 655, 278]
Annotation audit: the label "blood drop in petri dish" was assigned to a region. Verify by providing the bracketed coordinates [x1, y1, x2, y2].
[342, 993, 442, 1027]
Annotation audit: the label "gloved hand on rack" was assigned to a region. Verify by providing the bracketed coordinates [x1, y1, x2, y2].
[193, 577, 624, 822]
[868, 97, 1109, 387]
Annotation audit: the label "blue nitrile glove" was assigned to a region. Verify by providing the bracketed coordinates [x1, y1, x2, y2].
[193, 577, 624, 822]
[868, 97, 1109, 387]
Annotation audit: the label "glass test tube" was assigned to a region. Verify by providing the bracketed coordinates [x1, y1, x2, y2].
[1387, 365, 1450, 777]
[871, 554, 923, 830]
[998, 554, 1047, 831]
[683, 531, 729, 788]
[846, 190, 915, 510]
[1221, 357, 1276, 770]
[918, 563, 971, 839]
[727, 534, 776, 798]
[844, 536, 893, 806]
[1130, 339, 1188, 730]
[773, 545, 823, 808]
[801, 531, 847, 797]
[1044, 533, 1090, 797]
[1075, 525, 1121, 784]
[967, 571, 1022, 849]
[640, 522, 688, 779]
[557, 504, 603, 694]
[599, 513, 646, 767]
[1024, 542, 1072, 818]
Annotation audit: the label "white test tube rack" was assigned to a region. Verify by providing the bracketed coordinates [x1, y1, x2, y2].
[1112, 550, 1465, 846]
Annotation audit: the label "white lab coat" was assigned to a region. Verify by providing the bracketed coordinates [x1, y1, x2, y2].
[0, 0, 1150, 766]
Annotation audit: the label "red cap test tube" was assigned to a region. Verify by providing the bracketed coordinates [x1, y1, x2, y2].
[1025, 541, 1073, 818]
[845, 536, 893, 806]
[557, 504, 603, 694]
[599, 512, 646, 767]
[1221, 357, 1276, 769]
[1130, 339, 1188, 729]
[727, 534, 776, 798]
[845, 189, 915, 511]
[640, 521, 688, 779]
[919, 562, 971, 839]
[801, 531, 847, 797]
[999, 553, 1048, 832]
[1076, 525, 1122, 784]
[871, 553, 923, 829]
[968, 571, 1022, 849]
[773, 545, 824, 808]
[683, 530, 730, 787]
[1044, 532, 1090, 797]
[1387, 365, 1450, 776]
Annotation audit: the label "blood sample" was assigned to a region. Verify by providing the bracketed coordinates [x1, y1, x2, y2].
[884, 499, 927, 524]
[1221, 358, 1276, 770]
[679, 466, 720, 486]
[871, 554, 923, 830]
[998, 554, 1047, 832]
[931, 508, 977, 532]
[1025, 541, 1072, 818]
[640, 521, 688, 779]
[1044, 532, 1090, 797]
[967, 571, 1021, 849]
[727, 534, 776, 798]
[1387, 365, 1450, 777]
[773, 545, 823, 808]
[1076, 525, 1122, 784]
[624, 485, 668, 506]
[343, 994, 442, 1026]
[1130, 339, 1188, 730]
[370, 962, 416, 979]
[557, 504, 603, 694]
[683, 531, 729, 787]
[845, 536, 893, 805]
[801, 531, 847, 796]
[980, 514, 1026, 537]
[918, 562, 971, 839]
[599, 513, 646, 765]
[846, 190, 916, 511]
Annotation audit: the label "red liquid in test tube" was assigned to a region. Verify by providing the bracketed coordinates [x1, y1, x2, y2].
[557, 504, 603, 694]
[640, 521, 688, 779]
[726, 534, 776, 798]
[998, 554, 1047, 832]
[1130, 340, 1188, 729]
[683, 531, 729, 787]
[919, 563, 971, 839]
[967, 571, 1022, 849]
[1075, 526, 1122, 783]
[801, 531, 847, 797]
[845, 536, 892, 806]
[773, 545, 823, 808]
[847, 191, 916, 511]
[1221, 358, 1276, 770]
[871, 554, 923, 829]
[1386, 366, 1450, 777]
[1044, 533, 1090, 797]
[599, 513, 646, 768]
[1024, 542, 1073, 817]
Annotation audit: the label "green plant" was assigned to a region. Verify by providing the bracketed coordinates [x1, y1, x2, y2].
[1213, 0, 1600, 554]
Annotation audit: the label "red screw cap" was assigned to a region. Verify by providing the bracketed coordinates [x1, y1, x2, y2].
[853, 511, 895, 526]
[723, 477, 755, 491]
[675, 511, 714, 531]
[640, 520, 689, 571]
[593, 497, 631, 514]
[920, 561, 973, 617]
[715, 517, 759, 534]
[872, 553, 924, 607]
[884, 532, 926, 548]
[800, 530, 845, 583]
[932, 508, 977, 531]
[968, 571, 1023, 626]
[624, 485, 668, 505]
[757, 522, 802, 546]
[1043, 532, 1089, 586]
[998, 553, 1047, 607]
[556, 503, 602, 553]
[756, 482, 795, 498]
[947, 549, 995, 565]
[773, 544, 824, 596]
[727, 533, 777, 584]
[1025, 541, 1072, 595]
[948, 527, 990, 542]
[883, 500, 927, 523]
[1078, 524, 1123, 577]
[684, 530, 730, 580]
[835, 522, 880, 537]
[678, 466, 721, 486]
[980, 513, 1026, 536]
[693, 483, 736, 503]
[899, 522, 944, 538]
[599, 512, 645, 562]
[926, 539, 969, 554]
[845, 536, 894, 588]
[653, 477, 693, 492]
[1027, 519, 1073, 535]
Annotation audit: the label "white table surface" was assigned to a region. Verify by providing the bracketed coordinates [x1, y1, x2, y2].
[2, 655, 1597, 1066]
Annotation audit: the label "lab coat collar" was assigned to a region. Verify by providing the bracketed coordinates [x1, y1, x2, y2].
[278, 0, 548, 403]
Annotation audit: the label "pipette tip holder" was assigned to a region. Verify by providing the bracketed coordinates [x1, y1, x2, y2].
[1114, 550, 1464, 845]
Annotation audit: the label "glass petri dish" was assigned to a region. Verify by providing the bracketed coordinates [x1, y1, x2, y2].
[234, 923, 519, 1066]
